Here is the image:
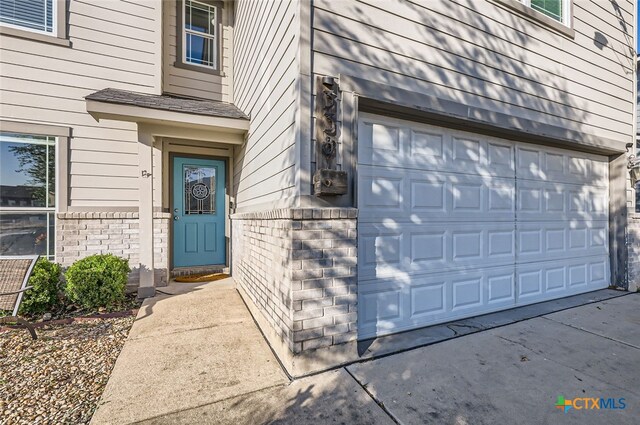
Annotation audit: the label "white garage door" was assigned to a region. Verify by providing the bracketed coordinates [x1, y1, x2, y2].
[357, 113, 610, 339]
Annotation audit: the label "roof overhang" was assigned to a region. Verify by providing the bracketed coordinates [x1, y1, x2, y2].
[87, 100, 249, 144]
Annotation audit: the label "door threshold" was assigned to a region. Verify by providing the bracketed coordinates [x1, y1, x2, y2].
[170, 265, 228, 278]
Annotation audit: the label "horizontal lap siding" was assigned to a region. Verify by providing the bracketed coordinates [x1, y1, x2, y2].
[232, 0, 298, 211]
[0, 0, 161, 209]
[312, 0, 634, 145]
[162, 0, 231, 101]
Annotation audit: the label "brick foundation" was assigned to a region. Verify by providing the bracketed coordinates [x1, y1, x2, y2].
[56, 212, 170, 287]
[231, 208, 357, 355]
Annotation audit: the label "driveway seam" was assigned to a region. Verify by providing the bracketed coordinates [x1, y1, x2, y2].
[540, 316, 640, 350]
[343, 367, 402, 425]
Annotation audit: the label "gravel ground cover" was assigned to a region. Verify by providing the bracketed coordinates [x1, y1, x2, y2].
[0, 316, 135, 424]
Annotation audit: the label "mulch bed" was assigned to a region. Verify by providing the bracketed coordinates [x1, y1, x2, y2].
[0, 315, 136, 424]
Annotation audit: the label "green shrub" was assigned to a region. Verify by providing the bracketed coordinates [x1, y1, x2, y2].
[64, 254, 130, 310]
[19, 258, 62, 315]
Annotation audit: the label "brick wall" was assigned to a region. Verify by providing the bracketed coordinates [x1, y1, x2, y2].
[56, 212, 170, 287]
[231, 208, 357, 354]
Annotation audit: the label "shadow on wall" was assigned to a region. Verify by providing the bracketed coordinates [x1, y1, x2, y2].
[231, 0, 634, 205]
[310, 0, 634, 334]
[609, 0, 636, 64]
[202, 3, 636, 422]
[229, 0, 634, 347]
[230, 0, 300, 210]
[313, 0, 632, 135]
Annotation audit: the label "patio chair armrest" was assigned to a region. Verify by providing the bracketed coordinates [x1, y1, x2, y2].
[0, 285, 33, 296]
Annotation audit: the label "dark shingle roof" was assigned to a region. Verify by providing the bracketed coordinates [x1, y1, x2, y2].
[86, 88, 249, 120]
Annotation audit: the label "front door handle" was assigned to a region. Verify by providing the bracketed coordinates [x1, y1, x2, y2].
[174, 215, 180, 221]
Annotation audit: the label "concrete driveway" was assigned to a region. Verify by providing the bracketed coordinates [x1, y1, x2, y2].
[347, 292, 640, 425]
[94, 283, 639, 424]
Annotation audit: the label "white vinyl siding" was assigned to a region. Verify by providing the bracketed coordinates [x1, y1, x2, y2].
[0, 0, 162, 209]
[311, 0, 634, 146]
[232, 0, 299, 211]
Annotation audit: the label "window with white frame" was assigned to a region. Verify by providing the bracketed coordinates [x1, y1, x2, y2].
[183, 0, 218, 69]
[0, 0, 56, 35]
[0, 132, 56, 260]
[519, 0, 570, 24]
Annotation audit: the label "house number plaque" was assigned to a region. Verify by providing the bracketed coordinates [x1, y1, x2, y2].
[313, 76, 347, 196]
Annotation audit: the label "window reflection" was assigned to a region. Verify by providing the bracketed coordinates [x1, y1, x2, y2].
[0, 212, 54, 259]
[0, 133, 56, 259]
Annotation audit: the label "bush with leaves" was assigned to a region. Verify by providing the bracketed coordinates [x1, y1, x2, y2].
[19, 258, 62, 315]
[64, 254, 130, 310]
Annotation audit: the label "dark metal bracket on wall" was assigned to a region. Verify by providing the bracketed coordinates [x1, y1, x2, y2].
[313, 76, 347, 196]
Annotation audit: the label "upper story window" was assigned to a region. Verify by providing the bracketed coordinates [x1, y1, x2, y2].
[519, 0, 570, 24]
[0, 0, 68, 46]
[0, 0, 55, 35]
[184, 0, 218, 69]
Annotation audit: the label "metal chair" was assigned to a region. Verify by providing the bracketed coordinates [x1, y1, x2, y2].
[0, 255, 39, 339]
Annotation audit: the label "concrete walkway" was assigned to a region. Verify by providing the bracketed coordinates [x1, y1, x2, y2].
[90, 279, 392, 425]
[93, 282, 640, 424]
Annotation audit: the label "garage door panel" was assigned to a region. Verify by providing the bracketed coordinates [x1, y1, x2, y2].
[359, 227, 403, 274]
[358, 165, 515, 223]
[516, 256, 610, 304]
[516, 144, 608, 187]
[358, 280, 407, 338]
[516, 180, 608, 222]
[358, 266, 517, 339]
[516, 221, 609, 263]
[361, 288, 403, 324]
[357, 114, 610, 339]
[358, 113, 515, 178]
[358, 222, 515, 280]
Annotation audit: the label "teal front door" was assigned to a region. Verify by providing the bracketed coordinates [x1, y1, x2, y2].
[172, 156, 226, 267]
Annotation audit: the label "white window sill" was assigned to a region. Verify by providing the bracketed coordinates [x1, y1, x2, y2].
[492, 0, 575, 39]
[0, 25, 71, 47]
